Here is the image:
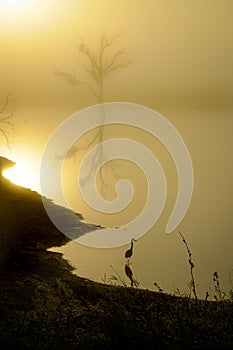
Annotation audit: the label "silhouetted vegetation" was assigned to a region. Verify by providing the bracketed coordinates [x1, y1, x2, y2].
[178, 231, 199, 312]
[0, 179, 233, 349]
[0, 95, 15, 147]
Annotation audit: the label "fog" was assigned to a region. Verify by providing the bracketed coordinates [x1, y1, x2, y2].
[1, 0, 233, 295]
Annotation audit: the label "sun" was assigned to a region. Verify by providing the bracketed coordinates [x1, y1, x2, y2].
[3, 160, 39, 191]
[0, 0, 68, 33]
[0, 0, 38, 13]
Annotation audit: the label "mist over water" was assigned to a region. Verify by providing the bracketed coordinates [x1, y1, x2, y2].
[5, 105, 231, 297]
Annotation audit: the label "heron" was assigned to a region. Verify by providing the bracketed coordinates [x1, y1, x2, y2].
[125, 238, 137, 263]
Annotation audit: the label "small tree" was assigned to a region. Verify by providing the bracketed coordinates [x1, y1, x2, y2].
[55, 33, 133, 194]
[55, 33, 133, 103]
[0, 95, 15, 148]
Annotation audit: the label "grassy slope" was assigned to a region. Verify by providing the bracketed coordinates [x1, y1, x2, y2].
[0, 178, 232, 350]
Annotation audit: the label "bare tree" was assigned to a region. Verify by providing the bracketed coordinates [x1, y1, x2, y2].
[55, 33, 133, 195]
[0, 95, 15, 148]
[55, 33, 132, 103]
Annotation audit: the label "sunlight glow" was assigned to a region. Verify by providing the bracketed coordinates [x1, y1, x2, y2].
[3, 161, 38, 190]
[0, 0, 37, 13]
[0, 0, 68, 33]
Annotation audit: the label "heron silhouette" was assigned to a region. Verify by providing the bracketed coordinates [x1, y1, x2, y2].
[124, 264, 139, 287]
[125, 238, 137, 263]
[125, 264, 134, 287]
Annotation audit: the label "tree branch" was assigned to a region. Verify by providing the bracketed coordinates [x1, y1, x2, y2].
[103, 48, 128, 72]
[103, 61, 133, 76]
[0, 95, 15, 147]
[0, 128, 11, 147]
[54, 67, 99, 98]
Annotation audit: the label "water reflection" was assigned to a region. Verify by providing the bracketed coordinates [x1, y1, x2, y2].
[124, 264, 139, 288]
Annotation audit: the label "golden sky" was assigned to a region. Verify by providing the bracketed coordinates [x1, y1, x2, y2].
[1, 0, 233, 295]
[0, 0, 232, 109]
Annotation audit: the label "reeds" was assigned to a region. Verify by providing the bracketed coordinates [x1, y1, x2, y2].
[178, 231, 199, 312]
